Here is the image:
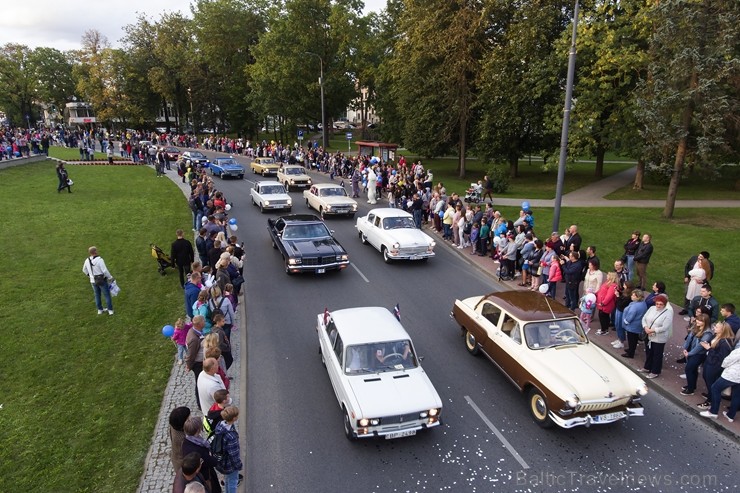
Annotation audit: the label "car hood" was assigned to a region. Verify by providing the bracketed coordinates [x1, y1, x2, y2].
[220, 164, 244, 170]
[384, 228, 433, 246]
[535, 345, 641, 399]
[286, 174, 311, 181]
[286, 237, 344, 255]
[259, 193, 291, 201]
[321, 197, 356, 206]
[349, 369, 441, 417]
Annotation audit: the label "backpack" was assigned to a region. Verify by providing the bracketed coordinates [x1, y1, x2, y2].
[209, 297, 225, 323]
[210, 428, 229, 473]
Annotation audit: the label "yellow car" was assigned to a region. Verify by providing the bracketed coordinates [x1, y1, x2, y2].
[250, 157, 281, 176]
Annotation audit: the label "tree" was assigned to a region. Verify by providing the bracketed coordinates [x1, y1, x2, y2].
[637, 0, 740, 218]
[27, 47, 77, 121]
[0, 44, 39, 126]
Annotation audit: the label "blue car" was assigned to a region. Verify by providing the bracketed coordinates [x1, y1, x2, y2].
[210, 157, 245, 179]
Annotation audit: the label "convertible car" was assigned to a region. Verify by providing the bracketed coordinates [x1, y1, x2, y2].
[267, 214, 349, 274]
[451, 291, 647, 429]
[317, 306, 443, 440]
[303, 184, 358, 218]
[209, 157, 245, 179]
[356, 208, 435, 263]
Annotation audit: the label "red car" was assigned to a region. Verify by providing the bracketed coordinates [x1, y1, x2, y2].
[163, 146, 180, 161]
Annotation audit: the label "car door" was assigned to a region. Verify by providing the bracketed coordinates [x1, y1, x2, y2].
[367, 215, 384, 250]
[321, 323, 344, 404]
[489, 313, 527, 387]
[307, 187, 319, 211]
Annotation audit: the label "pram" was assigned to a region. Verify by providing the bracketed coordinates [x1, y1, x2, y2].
[464, 182, 483, 203]
[151, 243, 174, 276]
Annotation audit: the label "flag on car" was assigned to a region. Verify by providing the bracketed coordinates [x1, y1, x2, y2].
[393, 303, 400, 321]
[323, 307, 330, 325]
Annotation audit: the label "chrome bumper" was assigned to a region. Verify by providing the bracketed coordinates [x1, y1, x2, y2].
[354, 418, 442, 439]
[550, 404, 644, 429]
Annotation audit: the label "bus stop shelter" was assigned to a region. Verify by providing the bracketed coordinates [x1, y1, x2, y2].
[356, 141, 399, 163]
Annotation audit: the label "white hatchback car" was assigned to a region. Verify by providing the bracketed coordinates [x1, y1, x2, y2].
[250, 181, 292, 213]
[303, 183, 358, 218]
[356, 208, 436, 263]
[316, 307, 443, 440]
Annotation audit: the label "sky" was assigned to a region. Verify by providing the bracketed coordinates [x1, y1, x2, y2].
[0, 0, 387, 52]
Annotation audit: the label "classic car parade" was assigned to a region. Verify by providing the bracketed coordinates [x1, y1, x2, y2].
[451, 291, 647, 429]
[316, 306, 443, 441]
[179, 150, 210, 167]
[209, 157, 245, 179]
[250, 181, 292, 212]
[303, 183, 358, 218]
[356, 208, 436, 263]
[277, 164, 313, 191]
[267, 214, 349, 274]
[250, 157, 281, 176]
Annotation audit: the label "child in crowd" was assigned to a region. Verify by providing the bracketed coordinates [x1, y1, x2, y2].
[579, 289, 597, 334]
[171, 318, 189, 365]
[224, 283, 237, 311]
[469, 222, 480, 255]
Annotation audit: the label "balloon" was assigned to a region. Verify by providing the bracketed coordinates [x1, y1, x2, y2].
[370, 157, 379, 164]
[538, 284, 549, 294]
[162, 325, 174, 338]
[225, 204, 232, 211]
[228, 218, 237, 225]
[521, 201, 531, 211]
[230, 224, 238, 231]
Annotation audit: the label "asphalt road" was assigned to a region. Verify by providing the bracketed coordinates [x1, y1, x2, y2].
[195, 152, 740, 493]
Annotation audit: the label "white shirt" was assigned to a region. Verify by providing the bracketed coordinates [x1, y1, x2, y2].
[197, 371, 225, 412]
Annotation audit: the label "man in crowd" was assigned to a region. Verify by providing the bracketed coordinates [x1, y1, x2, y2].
[198, 357, 226, 412]
[633, 233, 654, 290]
[172, 452, 210, 493]
[184, 272, 201, 319]
[720, 304, 739, 335]
[186, 316, 207, 410]
[688, 284, 720, 323]
[171, 229, 195, 288]
[565, 224, 582, 253]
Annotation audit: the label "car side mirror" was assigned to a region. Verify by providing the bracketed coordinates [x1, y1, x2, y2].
[418, 356, 425, 362]
[330, 230, 335, 235]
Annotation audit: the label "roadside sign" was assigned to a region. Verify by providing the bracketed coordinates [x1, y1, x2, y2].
[345, 132, 353, 140]
[346, 132, 352, 151]
[297, 129, 304, 140]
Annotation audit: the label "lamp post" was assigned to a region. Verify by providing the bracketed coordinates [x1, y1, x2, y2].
[552, 0, 580, 234]
[305, 51, 327, 150]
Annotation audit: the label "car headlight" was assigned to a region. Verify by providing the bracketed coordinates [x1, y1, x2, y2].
[429, 240, 436, 248]
[392, 242, 400, 250]
[264, 200, 270, 206]
[565, 395, 580, 409]
[336, 254, 348, 261]
[289, 179, 295, 184]
[636, 384, 648, 396]
[288, 258, 301, 265]
[287, 199, 292, 205]
[358, 418, 380, 427]
[307, 179, 312, 184]
[326, 205, 332, 211]
[351, 204, 358, 210]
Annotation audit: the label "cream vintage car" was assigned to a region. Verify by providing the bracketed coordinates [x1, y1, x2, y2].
[355, 208, 435, 263]
[250, 181, 292, 213]
[316, 306, 443, 440]
[451, 291, 647, 429]
[303, 183, 358, 218]
[277, 164, 312, 191]
[250, 157, 281, 176]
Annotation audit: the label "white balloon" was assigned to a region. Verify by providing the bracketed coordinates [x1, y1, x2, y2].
[538, 284, 549, 294]
[225, 204, 232, 211]
[230, 224, 238, 231]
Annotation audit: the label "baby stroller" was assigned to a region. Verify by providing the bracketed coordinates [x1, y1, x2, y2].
[151, 243, 174, 276]
[464, 182, 483, 203]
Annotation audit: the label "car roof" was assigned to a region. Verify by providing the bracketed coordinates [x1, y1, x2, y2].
[476, 291, 575, 321]
[330, 307, 409, 345]
[278, 214, 322, 223]
[282, 164, 303, 169]
[366, 208, 412, 219]
[256, 180, 284, 186]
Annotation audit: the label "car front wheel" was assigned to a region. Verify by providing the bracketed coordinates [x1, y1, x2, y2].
[343, 408, 357, 441]
[360, 232, 368, 245]
[464, 329, 480, 355]
[527, 388, 553, 428]
[382, 246, 392, 264]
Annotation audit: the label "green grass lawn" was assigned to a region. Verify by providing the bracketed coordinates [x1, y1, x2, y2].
[49, 145, 128, 161]
[0, 160, 189, 492]
[606, 165, 740, 200]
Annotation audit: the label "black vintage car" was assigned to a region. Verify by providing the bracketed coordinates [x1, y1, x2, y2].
[267, 214, 350, 275]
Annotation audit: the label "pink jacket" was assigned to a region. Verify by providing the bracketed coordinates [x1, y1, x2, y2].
[172, 324, 189, 346]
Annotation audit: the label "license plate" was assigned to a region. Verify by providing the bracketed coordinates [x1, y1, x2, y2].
[385, 429, 416, 440]
[409, 255, 421, 260]
[316, 268, 326, 274]
[592, 411, 624, 423]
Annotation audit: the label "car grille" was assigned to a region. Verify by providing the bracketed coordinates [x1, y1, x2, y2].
[577, 397, 631, 413]
[399, 246, 429, 255]
[383, 412, 420, 424]
[302, 256, 337, 266]
[270, 200, 289, 206]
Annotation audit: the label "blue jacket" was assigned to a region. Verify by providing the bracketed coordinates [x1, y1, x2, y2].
[623, 300, 648, 334]
[684, 329, 714, 357]
[184, 281, 200, 318]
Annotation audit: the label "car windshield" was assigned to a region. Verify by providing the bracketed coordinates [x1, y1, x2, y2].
[320, 187, 347, 197]
[261, 185, 285, 194]
[189, 152, 205, 159]
[219, 159, 238, 165]
[523, 318, 587, 349]
[165, 147, 178, 153]
[259, 159, 276, 164]
[282, 223, 331, 239]
[382, 216, 415, 229]
[344, 340, 418, 374]
[285, 167, 306, 175]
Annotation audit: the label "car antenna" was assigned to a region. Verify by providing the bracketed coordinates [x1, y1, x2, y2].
[537, 285, 557, 319]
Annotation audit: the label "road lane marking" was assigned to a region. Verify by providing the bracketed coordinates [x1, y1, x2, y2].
[465, 395, 530, 470]
[351, 263, 369, 282]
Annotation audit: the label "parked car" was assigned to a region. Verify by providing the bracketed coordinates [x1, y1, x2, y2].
[303, 183, 358, 219]
[267, 214, 349, 274]
[162, 146, 180, 161]
[356, 208, 435, 263]
[209, 157, 245, 179]
[251, 157, 281, 176]
[250, 181, 292, 213]
[277, 164, 312, 191]
[180, 150, 209, 167]
[450, 291, 647, 429]
[316, 306, 443, 441]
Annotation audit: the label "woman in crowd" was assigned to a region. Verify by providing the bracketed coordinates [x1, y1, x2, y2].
[612, 281, 635, 350]
[645, 281, 667, 307]
[700, 345, 740, 422]
[215, 406, 243, 493]
[209, 286, 235, 341]
[452, 204, 463, 247]
[181, 416, 222, 493]
[168, 406, 191, 472]
[539, 241, 558, 298]
[595, 272, 619, 336]
[442, 203, 454, 241]
[684, 255, 711, 309]
[621, 290, 648, 359]
[192, 290, 212, 334]
[680, 313, 713, 396]
[528, 239, 544, 292]
[639, 294, 673, 379]
[697, 321, 735, 409]
[582, 258, 604, 296]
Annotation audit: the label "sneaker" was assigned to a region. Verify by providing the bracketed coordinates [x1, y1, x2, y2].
[697, 402, 710, 409]
[722, 411, 734, 423]
[636, 368, 650, 373]
[610, 339, 621, 346]
[595, 330, 608, 335]
[699, 410, 718, 419]
[108, 310, 114, 315]
[701, 392, 709, 398]
[98, 309, 105, 315]
[177, 359, 183, 365]
[679, 374, 686, 379]
[646, 373, 659, 379]
[613, 342, 624, 349]
[680, 389, 694, 396]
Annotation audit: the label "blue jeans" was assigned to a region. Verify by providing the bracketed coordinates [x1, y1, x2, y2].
[710, 377, 740, 417]
[223, 470, 239, 493]
[413, 209, 422, 229]
[443, 224, 451, 239]
[684, 353, 706, 392]
[92, 282, 113, 311]
[614, 309, 625, 341]
[626, 255, 635, 280]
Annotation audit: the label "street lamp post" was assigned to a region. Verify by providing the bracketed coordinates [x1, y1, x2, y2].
[305, 51, 327, 150]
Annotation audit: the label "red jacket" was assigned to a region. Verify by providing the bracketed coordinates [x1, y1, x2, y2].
[596, 282, 617, 313]
[547, 260, 563, 282]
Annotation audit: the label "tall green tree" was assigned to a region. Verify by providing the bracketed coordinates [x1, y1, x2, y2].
[0, 44, 39, 126]
[27, 47, 77, 120]
[637, 0, 740, 218]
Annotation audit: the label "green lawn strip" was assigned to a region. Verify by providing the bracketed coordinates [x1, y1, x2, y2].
[606, 167, 740, 200]
[49, 145, 130, 161]
[481, 205, 739, 303]
[0, 161, 189, 492]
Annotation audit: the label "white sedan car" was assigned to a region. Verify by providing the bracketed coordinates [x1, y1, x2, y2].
[303, 183, 358, 218]
[316, 307, 443, 441]
[356, 208, 436, 263]
[250, 181, 292, 213]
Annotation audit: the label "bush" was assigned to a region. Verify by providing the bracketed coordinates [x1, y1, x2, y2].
[486, 166, 510, 193]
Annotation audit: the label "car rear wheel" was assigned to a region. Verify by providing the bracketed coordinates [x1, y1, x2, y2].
[464, 329, 480, 355]
[527, 388, 553, 428]
[382, 246, 392, 264]
[319, 207, 325, 219]
[251, 197, 256, 206]
[343, 407, 356, 441]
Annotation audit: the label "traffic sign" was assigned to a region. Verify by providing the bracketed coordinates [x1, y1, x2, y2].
[297, 129, 304, 139]
[346, 132, 353, 140]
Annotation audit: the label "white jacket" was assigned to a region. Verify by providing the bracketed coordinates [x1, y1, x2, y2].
[82, 256, 112, 284]
[721, 346, 740, 383]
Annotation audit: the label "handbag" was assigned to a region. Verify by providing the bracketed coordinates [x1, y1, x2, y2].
[109, 280, 120, 297]
[536, 265, 543, 276]
[88, 258, 107, 286]
[641, 308, 667, 342]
